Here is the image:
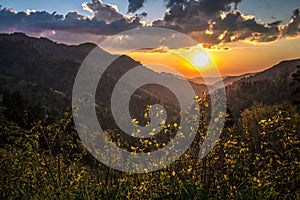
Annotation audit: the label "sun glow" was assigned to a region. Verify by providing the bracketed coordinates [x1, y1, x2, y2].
[127, 44, 218, 78]
[191, 51, 211, 68]
[171, 44, 212, 69]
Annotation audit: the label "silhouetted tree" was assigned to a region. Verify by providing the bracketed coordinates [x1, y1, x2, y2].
[3, 91, 28, 128]
[291, 65, 300, 109]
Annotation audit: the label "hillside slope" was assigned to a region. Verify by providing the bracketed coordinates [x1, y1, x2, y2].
[0, 33, 208, 130]
[225, 59, 300, 116]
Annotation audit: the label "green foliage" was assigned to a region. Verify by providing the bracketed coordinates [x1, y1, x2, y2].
[226, 72, 297, 117]
[1, 95, 300, 199]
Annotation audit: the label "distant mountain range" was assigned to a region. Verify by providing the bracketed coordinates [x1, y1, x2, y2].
[224, 59, 300, 116]
[190, 59, 299, 89]
[237, 59, 299, 83]
[189, 58, 300, 116]
[213, 73, 256, 88]
[190, 73, 257, 87]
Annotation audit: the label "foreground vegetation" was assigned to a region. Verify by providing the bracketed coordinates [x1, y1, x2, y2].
[1, 90, 299, 199]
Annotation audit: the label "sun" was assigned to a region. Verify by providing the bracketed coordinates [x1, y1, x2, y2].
[191, 51, 211, 68]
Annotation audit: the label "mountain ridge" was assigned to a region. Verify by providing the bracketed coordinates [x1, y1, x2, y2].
[0, 32, 208, 130]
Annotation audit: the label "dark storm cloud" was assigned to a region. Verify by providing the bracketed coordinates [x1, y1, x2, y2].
[197, 10, 282, 45]
[164, 0, 243, 21]
[284, 8, 300, 37]
[210, 8, 300, 45]
[152, 1, 299, 46]
[128, 0, 242, 16]
[198, 0, 242, 16]
[151, 0, 244, 35]
[0, 0, 142, 35]
[128, 0, 146, 13]
[216, 11, 280, 37]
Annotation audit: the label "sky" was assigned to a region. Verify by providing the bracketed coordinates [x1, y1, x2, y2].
[0, 0, 299, 76]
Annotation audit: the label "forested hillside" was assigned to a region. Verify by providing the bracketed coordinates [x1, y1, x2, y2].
[225, 59, 300, 117]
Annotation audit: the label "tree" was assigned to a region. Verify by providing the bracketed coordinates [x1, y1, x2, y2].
[291, 65, 300, 109]
[0, 94, 6, 123]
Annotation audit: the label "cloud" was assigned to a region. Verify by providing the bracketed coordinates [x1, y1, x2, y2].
[82, 0, 123, 23]
[152, 0, 299, 47]
[157, 0, 241, 15]
[0, 0, 142, 36]
[151, 0, 245, 45]
[283, 8, 300, 37]
[198, 0, 242, 16]
[0, 8, 63, 33]
[129, 0, 242, 16]
[152, 0, 244, 34]
[128, 0, 146, 13]
[152, 1, 209, 33]
[206, 8, 300, 45]
[268, 20, 282, 27]
[211, 10, 281, 44]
